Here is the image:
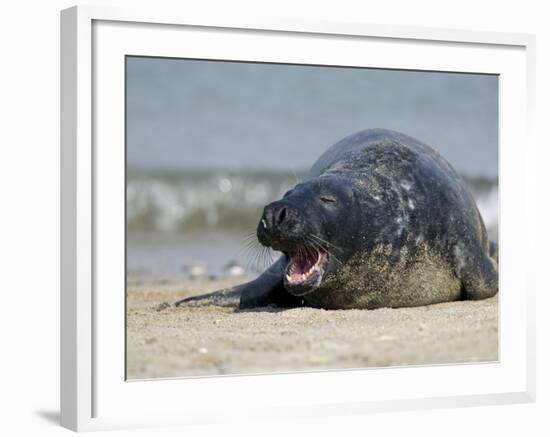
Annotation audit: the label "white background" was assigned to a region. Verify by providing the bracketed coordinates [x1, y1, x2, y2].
[0, 0, 547, 436]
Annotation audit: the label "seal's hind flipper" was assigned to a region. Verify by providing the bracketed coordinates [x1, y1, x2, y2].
[174, 256, 303, 309]
[454, 241, 499, 301]
[489, 241, 499, 268]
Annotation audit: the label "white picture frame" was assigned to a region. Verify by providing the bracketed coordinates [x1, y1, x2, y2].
[60, 5, 536, 432]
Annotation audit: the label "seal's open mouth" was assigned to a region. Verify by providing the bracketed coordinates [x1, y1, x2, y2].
[284, 247, 328, 290]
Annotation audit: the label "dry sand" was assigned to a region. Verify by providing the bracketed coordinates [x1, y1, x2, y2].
[126, 274, 498, 379]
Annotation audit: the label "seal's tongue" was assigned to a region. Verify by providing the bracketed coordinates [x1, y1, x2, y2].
[287, 248, 324, 283]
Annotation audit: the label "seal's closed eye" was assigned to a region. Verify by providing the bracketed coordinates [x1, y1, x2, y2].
[320, 195, 337, 204]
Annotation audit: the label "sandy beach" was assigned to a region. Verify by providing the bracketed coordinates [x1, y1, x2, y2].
[126, 274, 498, 379]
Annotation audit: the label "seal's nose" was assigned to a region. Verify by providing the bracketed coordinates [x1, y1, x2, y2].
[258, 201, 300, 246]
[262, 202, 289, 231]
[273, 204, 288, 227]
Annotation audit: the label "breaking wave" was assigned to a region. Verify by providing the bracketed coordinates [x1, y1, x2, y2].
[127, 169, 498, 236]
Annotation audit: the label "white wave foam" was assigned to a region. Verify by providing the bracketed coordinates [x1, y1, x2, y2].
[127, 170, 499, 235]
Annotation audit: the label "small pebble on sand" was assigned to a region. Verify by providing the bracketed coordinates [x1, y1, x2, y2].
[223, 260, 246, 277]
[155, 302, 171, 312]
[181, 263, 208, 279]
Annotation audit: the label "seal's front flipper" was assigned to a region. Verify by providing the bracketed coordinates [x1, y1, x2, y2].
[174, 256, 303, 309]
[174, 286, 242, 307]
[239, 256, 304, 309]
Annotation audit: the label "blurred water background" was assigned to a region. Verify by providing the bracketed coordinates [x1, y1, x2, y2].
[126, 57, 498, 277]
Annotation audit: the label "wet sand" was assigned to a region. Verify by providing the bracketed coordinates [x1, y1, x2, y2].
[126, 275, 498, 379]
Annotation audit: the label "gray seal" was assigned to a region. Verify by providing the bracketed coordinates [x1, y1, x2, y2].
[176, 128, 498, 310]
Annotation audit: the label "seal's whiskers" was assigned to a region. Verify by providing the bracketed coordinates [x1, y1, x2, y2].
[306, 235, 343, 266]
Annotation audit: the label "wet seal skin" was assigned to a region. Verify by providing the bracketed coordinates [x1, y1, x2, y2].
[175, 129, 498, 310]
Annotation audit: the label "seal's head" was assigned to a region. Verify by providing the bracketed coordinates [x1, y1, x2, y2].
[257, 175, 357, 296]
